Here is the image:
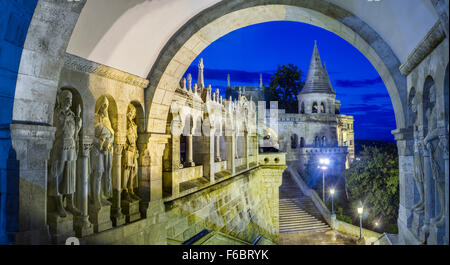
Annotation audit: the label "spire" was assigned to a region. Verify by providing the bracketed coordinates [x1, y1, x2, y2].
[300, 41, 335, 95]
[259, 73, 263, 89]
[323, 62, 335, 94]
[198, 58, 204, 89]
[187, 74, 192, 91]
[227, 74, 231, 88]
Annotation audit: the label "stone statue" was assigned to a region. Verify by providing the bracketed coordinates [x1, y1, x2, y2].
[122, 105, 140, 202]
[424, 87, 445, 226]
[49, 90, 82, 217]
[410, 93, 425, 214]
[90, 97, 114, 209]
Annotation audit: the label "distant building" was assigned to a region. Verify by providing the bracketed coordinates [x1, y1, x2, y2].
[229, 42, 355, 176]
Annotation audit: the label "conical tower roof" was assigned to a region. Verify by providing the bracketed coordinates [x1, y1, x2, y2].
[300, 41, 335, 94]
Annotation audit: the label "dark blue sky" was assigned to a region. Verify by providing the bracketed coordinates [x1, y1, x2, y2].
[184, 21, 396, 141]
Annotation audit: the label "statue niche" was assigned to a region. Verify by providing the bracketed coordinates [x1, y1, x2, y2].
[122, 104, 140, 202]
[424, 86, 445, 226]
[48, 90, 82, 218]
[409, 91, 425, 214]
[90, 97, 114, 209]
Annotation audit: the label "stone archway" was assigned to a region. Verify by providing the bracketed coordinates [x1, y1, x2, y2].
[145, 1, 407, 136]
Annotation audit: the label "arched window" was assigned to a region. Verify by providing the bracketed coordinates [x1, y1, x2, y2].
[300, 102, 305, 114]
[320, 102, 326, 113]
[312, 102, 318, 113]
[321, 136, 327, 147]
[300, 137, 305, 147]
[314, 136, 320, 147]
[291, 134, 298, 149]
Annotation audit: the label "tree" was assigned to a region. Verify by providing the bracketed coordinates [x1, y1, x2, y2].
[264, 64, 305, 113]
[343, 145, 399, 225]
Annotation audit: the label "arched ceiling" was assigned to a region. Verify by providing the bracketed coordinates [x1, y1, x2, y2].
[66, 0, 439, 78]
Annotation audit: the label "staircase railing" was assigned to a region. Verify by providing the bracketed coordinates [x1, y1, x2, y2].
[285, 163, 332, 226]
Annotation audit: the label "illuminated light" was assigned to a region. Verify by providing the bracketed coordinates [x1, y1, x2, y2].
[330, 188, 335, 195]
[357, 206, 363, 215]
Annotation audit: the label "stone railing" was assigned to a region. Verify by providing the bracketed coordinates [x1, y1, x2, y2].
[331, 215, 382, 245]
[285, 164, 332, 225]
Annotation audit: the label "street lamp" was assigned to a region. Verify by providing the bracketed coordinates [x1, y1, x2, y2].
[357, 201, 364, 240]
[318, 158, 330, 201]
[329, 188, 335, 214]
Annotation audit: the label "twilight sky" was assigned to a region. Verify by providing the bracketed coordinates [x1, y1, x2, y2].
[184, 21, 396, 141]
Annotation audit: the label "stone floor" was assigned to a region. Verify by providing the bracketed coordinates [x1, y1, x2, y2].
[280, 230, 358, 245]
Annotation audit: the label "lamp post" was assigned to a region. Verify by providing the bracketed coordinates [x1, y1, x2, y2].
[318, 158, 330, 201]
[357, 201, 364, 240]
[329, 188, 335, 214]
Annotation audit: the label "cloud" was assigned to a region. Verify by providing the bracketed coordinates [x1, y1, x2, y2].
[334, 77, 383, 88]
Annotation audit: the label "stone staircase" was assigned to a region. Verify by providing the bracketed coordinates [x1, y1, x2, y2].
[279, 172, 330, 233]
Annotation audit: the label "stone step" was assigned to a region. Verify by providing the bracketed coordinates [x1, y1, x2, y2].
[279, 223, 329, 230]
[280, 216, 317, 221]
[280, 227, 331, 233]
[279, 219, 326, 226]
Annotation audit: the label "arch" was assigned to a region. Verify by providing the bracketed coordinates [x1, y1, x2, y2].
[321, 136, 327, 147]
[314, 136, 320, 147]
[130, 101, 145, 134]
[291, 134, 298, 149]
[300, 102, 305, 114]
[145, 1, 407, 135]
[300, 137, 305, 148]
[312, 102, 318, 113]
[95, 95, 118, 133]
[320, 102, 326, 113]
[423, 76, 436, 135]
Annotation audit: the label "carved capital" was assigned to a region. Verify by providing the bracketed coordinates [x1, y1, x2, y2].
[113, 143, 125, 155]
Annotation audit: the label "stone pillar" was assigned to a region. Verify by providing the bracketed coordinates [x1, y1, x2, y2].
[225, 129, 236, 175]
[392, 128, 416, 243]
[422, 142, 436, 242]
[439, 134, 449, 244]
[74, 139, 93, 237]
[111, 142, 125, 226]
[139, 134, 169, 217]
[185, 134, 195, 167]
[245, 130, 250, 169]
[215, 135, 221, 162]
[10, 123, 55, 244]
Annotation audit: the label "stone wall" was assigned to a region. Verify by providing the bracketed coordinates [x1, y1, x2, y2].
[165, 164, 284, 244]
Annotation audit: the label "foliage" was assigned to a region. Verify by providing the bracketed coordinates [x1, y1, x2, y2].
[264, 64, 305, 113]
[343, 144, 399, 225]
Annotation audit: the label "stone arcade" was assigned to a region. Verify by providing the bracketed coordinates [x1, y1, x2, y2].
[0, 0, 448, 245]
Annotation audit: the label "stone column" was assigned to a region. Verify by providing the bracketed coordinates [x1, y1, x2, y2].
[439, 134, 449, 244]
[225, 129, 236, 175]
[245, 129, 250, 169]
[139, 134, 169, 217]
[10, 123, 55, 244]
[215, 135, 221, 162]
[392, 128, 416, 243]
[74, 139, 93, 237]
[422, 141, 436, 242]
[111, 141, 125, 226]
[185, 134, 195, 167]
